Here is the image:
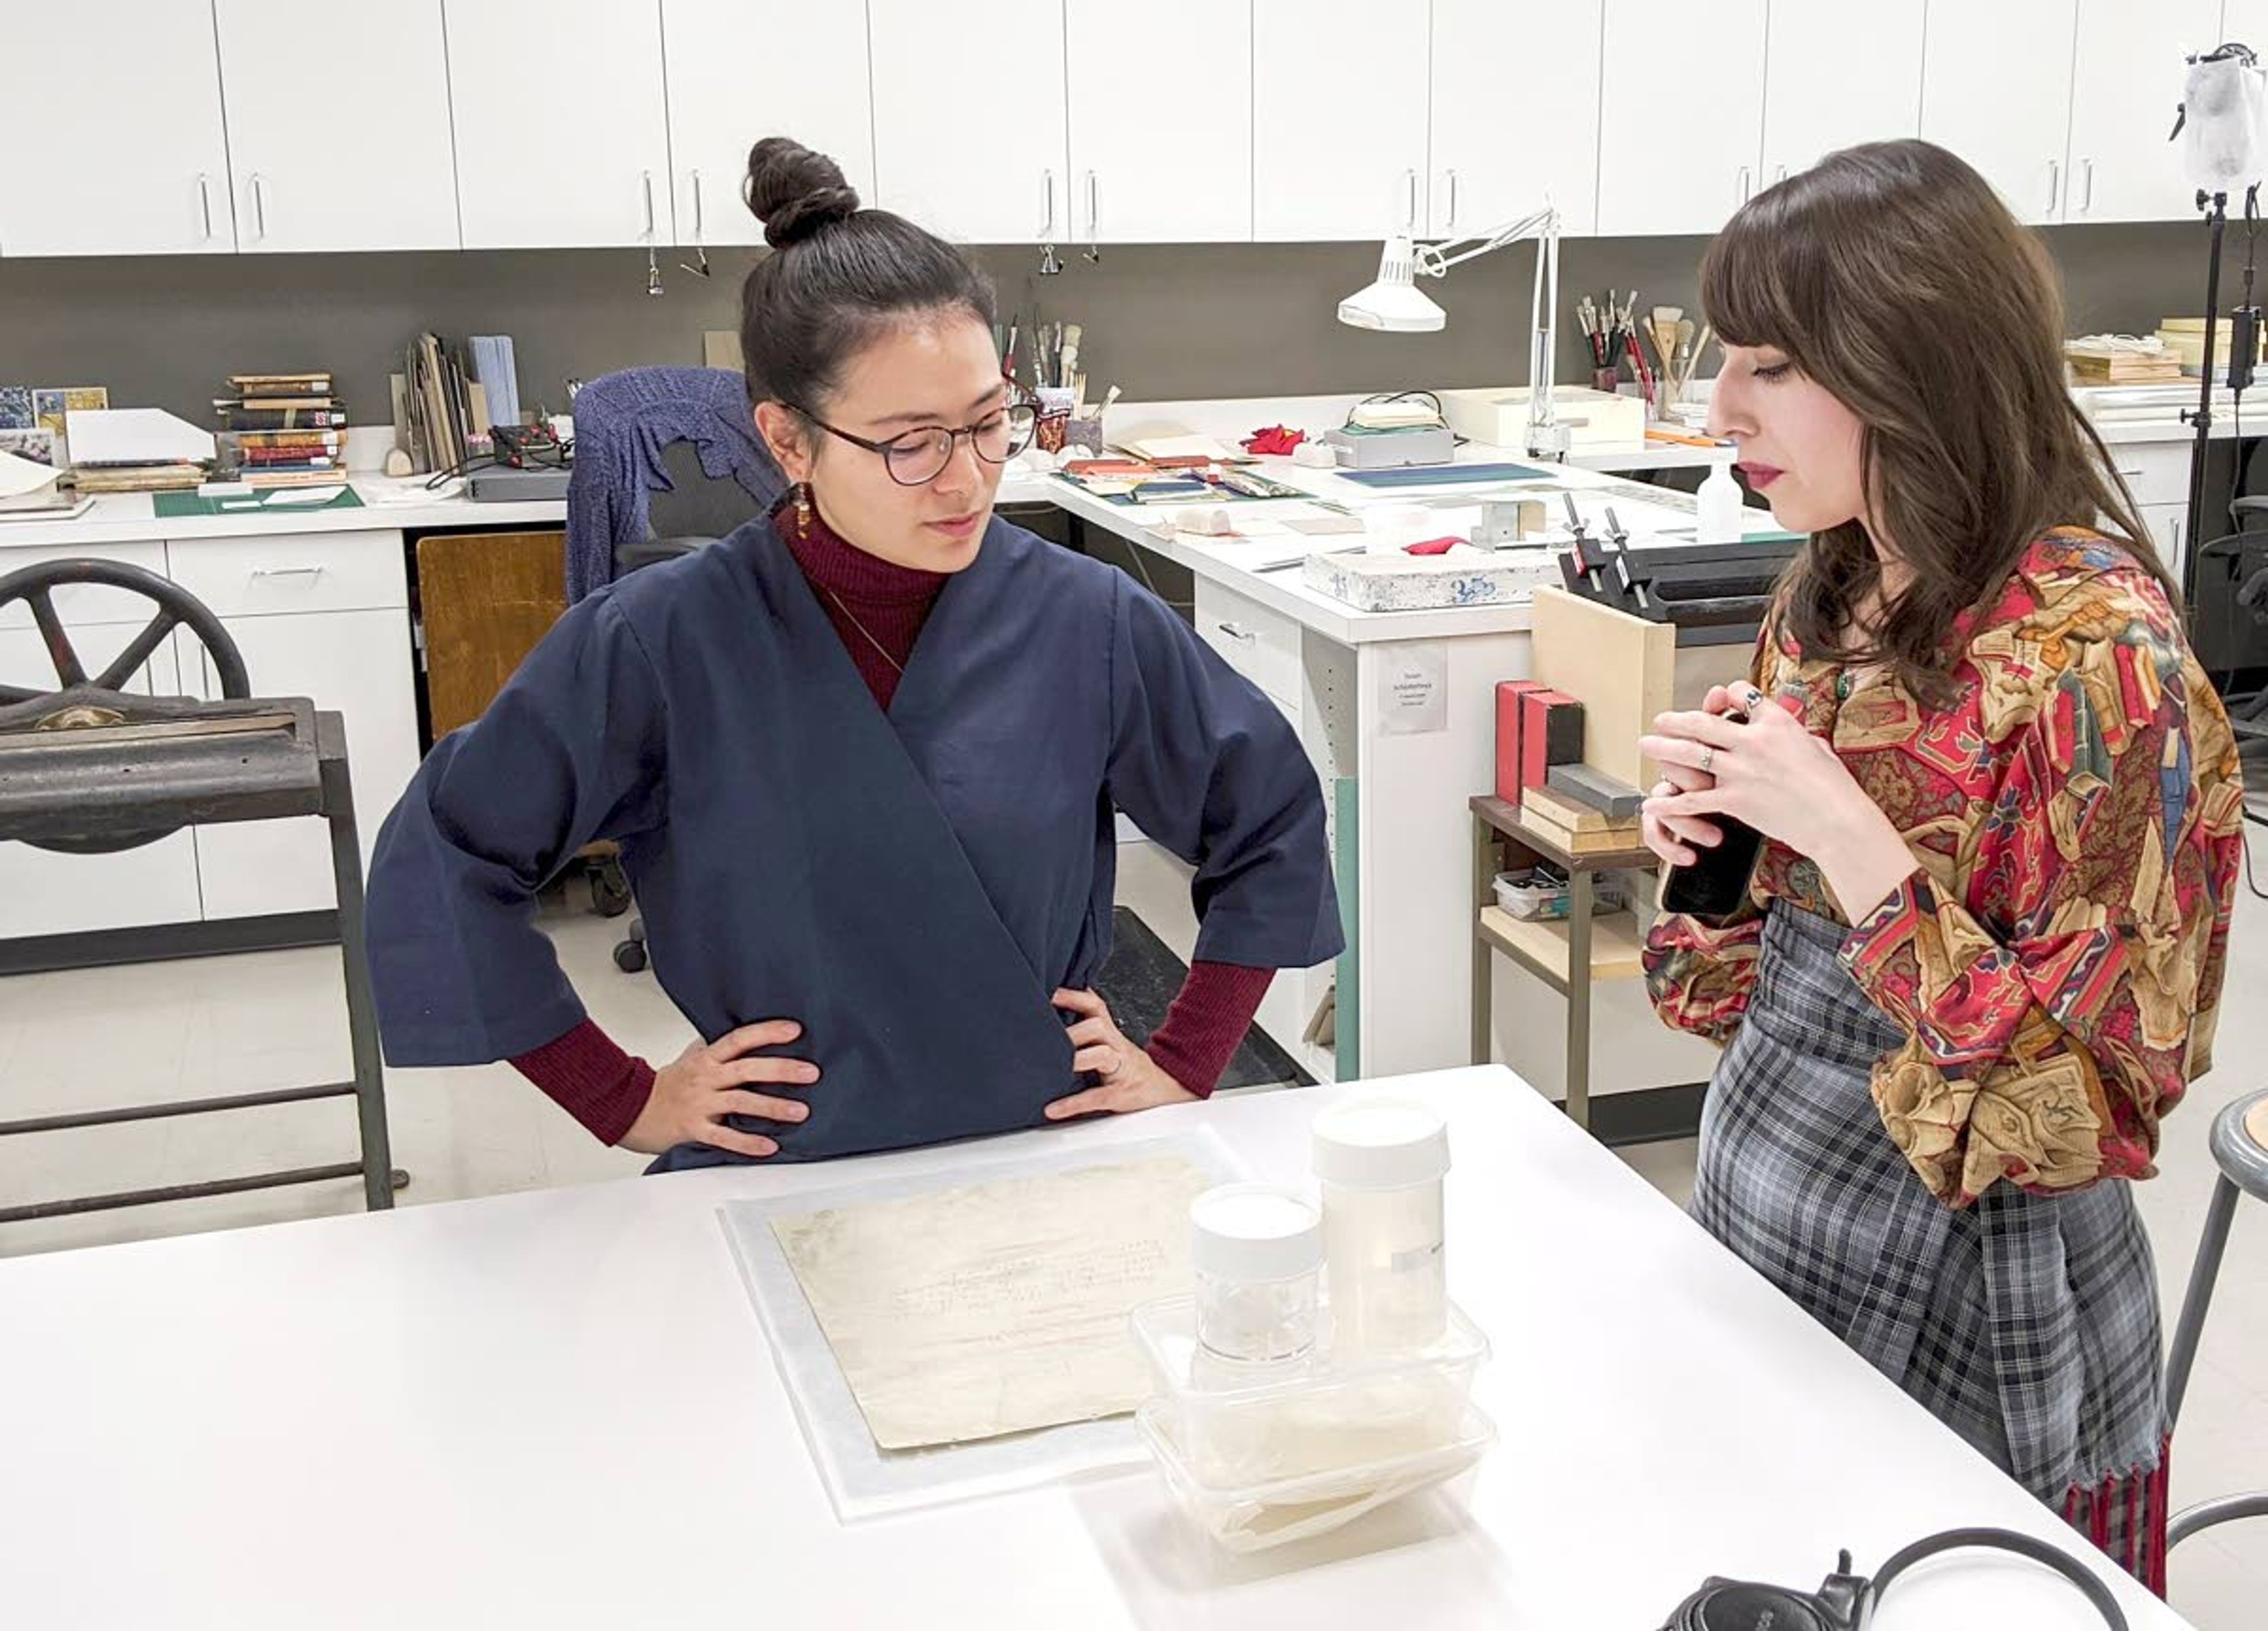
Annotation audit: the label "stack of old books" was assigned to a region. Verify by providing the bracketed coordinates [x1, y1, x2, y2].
[213, 372, 349, 487]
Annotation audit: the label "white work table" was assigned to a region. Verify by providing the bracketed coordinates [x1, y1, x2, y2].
[0, 1066, 2186, 1630]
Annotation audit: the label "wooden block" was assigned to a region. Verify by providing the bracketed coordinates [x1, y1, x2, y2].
[1520, 690, 1583, 795]
[1531, 583, 1677, 791]
[1547, 763, 1646, 818]
[703, 330, 744, 371]
[1495, 680, 1547, 804]
[1524, 784, 1641, 837]
[1520, 805, 1650, 858]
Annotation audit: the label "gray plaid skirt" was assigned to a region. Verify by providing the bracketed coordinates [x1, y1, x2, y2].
[1690, 902, 2167, 1518]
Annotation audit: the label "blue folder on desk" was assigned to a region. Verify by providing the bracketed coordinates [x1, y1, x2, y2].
[1337, 461, 1552, 488]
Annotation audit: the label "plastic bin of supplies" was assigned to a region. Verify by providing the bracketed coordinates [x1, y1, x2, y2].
[1492, 867, 1630, 921]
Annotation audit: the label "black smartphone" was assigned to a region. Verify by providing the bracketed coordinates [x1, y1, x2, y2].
[1657, 710, 1765, 922]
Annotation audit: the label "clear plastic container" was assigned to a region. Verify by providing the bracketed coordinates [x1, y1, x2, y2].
[1313, 1099, 1451, 1354]
[1136, 1394, 1497, 1554]
[1188, 1184, 1322, 1386]
[1131, 1294, 1489, 1493]
[1494, 867, 1629, 921]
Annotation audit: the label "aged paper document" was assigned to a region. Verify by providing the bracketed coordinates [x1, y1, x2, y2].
[771, 1155, 1211, 1450]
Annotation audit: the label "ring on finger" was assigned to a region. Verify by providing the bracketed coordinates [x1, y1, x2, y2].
[1698, 744, 1715, 775]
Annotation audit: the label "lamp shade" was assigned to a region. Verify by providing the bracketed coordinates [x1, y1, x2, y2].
[1337, 235, 1446, 332]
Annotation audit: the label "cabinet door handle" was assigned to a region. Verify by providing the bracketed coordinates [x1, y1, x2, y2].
[2047, 158, 2060, 216]
[197, 172, 214, 240]
[1443, 167, 1459, 232]
[1041, 168, 1056, 237]
[1404, 168, 1419, 230]
[1738, 165, 1752, 204]
[1086, 169, 1099, 237]
[2081, 156, 2095, 214]
[690, 168, 704, 242]
[249, 565, 326, 580]
[1216, 621, 1256, 644]
[250, 173, 268, 240]
[1774, 164, 1788, 185]
[643, 170, 657, 240]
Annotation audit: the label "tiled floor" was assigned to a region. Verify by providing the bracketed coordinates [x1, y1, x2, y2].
[2, 844, 2264, 1625]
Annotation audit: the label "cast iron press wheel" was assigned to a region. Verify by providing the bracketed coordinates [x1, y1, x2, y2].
[0, 557, 252, 854]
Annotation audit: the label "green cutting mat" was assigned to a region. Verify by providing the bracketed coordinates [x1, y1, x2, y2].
[154, 485, 364, 519]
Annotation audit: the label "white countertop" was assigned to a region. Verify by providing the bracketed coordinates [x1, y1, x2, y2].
[0, 474, 566, 550]
[1005, 444, 1790, 645]
[0, 1066, 2188, 1630]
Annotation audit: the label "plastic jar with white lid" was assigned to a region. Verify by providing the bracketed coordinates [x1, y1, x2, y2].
[1189, 1183, 1323, 1383]
[1312, 1098, 1451, 1353]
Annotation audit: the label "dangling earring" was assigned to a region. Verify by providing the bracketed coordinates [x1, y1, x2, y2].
[795, 481, 813, 542]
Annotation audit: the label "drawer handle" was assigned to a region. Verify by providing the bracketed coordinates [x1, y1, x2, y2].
[1216, 621, 1257, 644]
[250, 565, 327, 580]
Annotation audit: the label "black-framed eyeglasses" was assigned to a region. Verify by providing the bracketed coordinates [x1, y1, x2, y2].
[788, 400, 1039, 486]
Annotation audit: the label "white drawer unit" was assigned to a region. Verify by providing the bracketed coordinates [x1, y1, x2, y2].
[2104, 443, 2192, 509]
[1195, 578, 1302, 712]
[174, 606, 420, 919]
[0, 542, 174, 631]
[164, 531, 409, 621]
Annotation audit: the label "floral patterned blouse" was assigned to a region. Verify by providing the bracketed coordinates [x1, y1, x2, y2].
[1643, 530, 2244, 1206]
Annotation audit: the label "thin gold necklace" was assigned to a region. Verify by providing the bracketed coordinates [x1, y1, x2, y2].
[823, 588, 906, 675]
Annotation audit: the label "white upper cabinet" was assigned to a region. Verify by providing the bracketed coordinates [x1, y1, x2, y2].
[2064, 0, 2225, 223]
[1596, 0, 1768, 236]
[1761, 0, 1924, 186]
[662, 0, 874, 252]
[1430, 0, 1604, 238]
[1067, 0, 1254, 243]
[0, 2, 236, 256]
[1921, 1, 2078, 226]
[1253, 0, 1431, 242]
[869, 0, 1067, 243]
[216, 0, 460, 253]
[445, 1, 674, 249]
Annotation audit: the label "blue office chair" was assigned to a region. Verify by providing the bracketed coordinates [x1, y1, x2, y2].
[565, 365, 783, 604]
[564, 366, 783, 970]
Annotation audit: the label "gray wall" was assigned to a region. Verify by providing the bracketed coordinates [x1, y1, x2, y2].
[0, 221, 2225, 424]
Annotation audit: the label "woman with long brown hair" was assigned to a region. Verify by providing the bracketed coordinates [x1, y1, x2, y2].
[1638, 139, 2243, 1587]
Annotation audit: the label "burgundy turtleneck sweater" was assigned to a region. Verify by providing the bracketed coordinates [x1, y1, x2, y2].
[512, 504, 1275, 1146]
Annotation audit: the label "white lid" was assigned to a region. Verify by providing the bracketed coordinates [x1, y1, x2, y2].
[1188, 1183, 1322, 1283]
[1312, 1098, 1451, 1189]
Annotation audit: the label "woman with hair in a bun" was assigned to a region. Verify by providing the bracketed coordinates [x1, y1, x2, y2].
[367, 139, 1342, 1172]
